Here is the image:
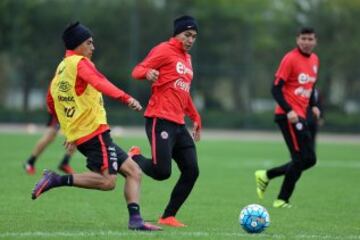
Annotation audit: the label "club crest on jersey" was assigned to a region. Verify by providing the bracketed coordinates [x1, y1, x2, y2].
[295, 122, 303, 131]
[58, 81, 71, 92]
[161, 131, 169, 139]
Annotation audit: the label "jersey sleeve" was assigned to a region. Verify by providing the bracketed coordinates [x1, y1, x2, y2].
[78, 58, 131, 104]
[274, 54, 293, 84]
[271, 79, 292, 113]
[46, 86, 55, 115]
[131, 44, 168, 80]
[185, 96, 202, 128]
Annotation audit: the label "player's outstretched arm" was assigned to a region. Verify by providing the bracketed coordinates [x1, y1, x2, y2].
[127, 97, 143, 112]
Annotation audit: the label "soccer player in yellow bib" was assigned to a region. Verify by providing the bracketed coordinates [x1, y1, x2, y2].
[31, 22, 161, 231]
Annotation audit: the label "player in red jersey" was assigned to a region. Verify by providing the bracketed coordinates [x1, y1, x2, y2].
[23, 112, 75, 175]
[130, 15, 201, 227]
[24, 88, 76, 175]
[255, 27, 321, 208]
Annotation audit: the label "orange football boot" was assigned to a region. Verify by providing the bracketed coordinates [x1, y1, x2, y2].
[128, 146, 141, 158]
[158, 216, 187, 227]
[58, 164, 74, 174]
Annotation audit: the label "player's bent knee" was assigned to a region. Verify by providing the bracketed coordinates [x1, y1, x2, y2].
[153, 170, 171, 181]
[303, 157, 317, 170]
[194, 167, 200, 178]
[101, 178, 116, 191]
[193, 169, 200, 181]
[183, 168, 199, 182]
[119, 158, 142, 181]
[44, 131, 57, 142]
[309, 157, 316, 167]
[128, 166, 142, 182]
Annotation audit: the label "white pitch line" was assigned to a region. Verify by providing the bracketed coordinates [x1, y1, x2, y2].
[0, 231, 359, 239]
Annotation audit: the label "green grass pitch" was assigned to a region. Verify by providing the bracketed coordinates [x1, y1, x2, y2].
[0, 133, 359, 240]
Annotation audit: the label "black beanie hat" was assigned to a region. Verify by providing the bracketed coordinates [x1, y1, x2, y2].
[62, 22, 92, 50]
[173, 15, 198, 36]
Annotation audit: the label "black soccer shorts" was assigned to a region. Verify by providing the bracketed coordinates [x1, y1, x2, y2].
[77, 130, 128, 174]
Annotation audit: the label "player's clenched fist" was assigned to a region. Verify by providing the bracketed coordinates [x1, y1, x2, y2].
[146, 69, 159, 82]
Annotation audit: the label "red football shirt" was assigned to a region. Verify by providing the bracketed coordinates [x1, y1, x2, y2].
[274, 48, 319, 118]
[132, 37, 201, 127]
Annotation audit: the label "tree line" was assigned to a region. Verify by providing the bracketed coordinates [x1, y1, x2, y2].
[0, 0, 359, 130]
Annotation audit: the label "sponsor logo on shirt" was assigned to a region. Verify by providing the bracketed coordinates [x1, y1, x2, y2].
[57, 66, 66, 75]
[298, 73, 316, 84]
[174, 78, 190, 92]
[176, 61, 193, 76]
[58, 96, 74, 102]
[294, 86, 312, 98]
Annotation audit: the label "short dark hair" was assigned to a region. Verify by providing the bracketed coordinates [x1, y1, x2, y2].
[297, 27, 316, 36]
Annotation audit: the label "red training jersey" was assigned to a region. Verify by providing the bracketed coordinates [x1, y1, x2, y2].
[274, 48, 319, 118]
[132, 37, 201, 127]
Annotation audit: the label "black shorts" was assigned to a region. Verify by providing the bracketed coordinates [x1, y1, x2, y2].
[46, 113, 60, 130]
[77, 130, 128, 174]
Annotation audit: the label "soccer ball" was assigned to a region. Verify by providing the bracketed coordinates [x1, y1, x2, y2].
[239, 204, 270, 233]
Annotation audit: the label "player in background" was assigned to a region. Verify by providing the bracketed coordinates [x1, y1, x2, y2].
[24, 106, 75, 175]
[255, 27, 321, 208]
[31, 22, 161, 231]
[130, 15, 201, 227]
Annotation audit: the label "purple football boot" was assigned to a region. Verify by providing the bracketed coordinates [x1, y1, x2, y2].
[31, 170, 61, 200]
[128, 214, 162, 231]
